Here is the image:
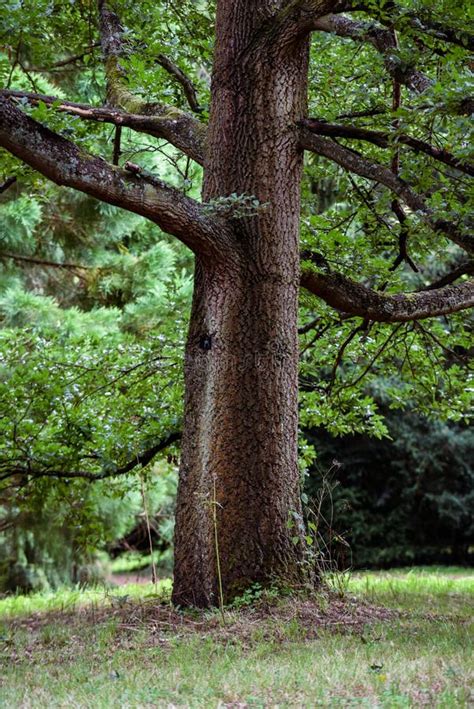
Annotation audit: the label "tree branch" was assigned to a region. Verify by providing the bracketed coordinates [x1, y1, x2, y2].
[272, 0, 349, 44]
[0, 432, 181, 484]
[23, 44, 101, 72]
[0, 175, 17, 193]
[112, 125, 122, 165]
[389, 199, 418, 273]
[0, 90, 205, 164]
[300, 266, 474, 322]
[301, 118, 474, 177]
[326, 319, 368, 391]
[97, 0, 129, 106]
[0, 251, 90, 274]
[0, 96, 224, 258]
[311, 10, 471, 114]
[308, 14, 432, 92]
[299, 128, 474, 253]
[356, 3, 474, 52]
[420, 261, 474, 291]
[97, 0, 206, 160]
[156, 54, 203, 114]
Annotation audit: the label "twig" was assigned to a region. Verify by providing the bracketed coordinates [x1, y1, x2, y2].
[156, 54, 202, 113]
[326, 320, 369, 392]
[140, 473, 158, 586]
[0, 251, 90, 275]
[112, 125, 122, 165]
[334, 324, 405, 392]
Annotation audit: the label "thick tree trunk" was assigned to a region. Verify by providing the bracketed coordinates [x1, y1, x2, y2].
[172, 1, 310, 607]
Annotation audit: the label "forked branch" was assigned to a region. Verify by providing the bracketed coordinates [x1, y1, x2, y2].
[306, 13, 431, 92]
[354, 3, 474, 52]
[97, 0, 205, 158]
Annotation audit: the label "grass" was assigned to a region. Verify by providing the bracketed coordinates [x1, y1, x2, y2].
[0, 567, 472, 707]
[0, 579, 172, 620]
[348, 566, 474, 615]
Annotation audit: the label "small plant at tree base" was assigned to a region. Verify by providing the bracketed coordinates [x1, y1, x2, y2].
[230, 582, 285, 609]
[289, 463, 353, 598]
[230, 582, 264, 609]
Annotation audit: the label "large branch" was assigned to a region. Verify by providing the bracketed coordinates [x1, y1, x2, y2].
[273, 1, 348, 44]
[0, 90, 205, 164]
[299, 128, 474, 253]
[300, 267, 474, 322]
[98, 0, 131, 107]
[285, 0, 474, 52]
[301, 118, 474, 177]
[0, 97, 224, 258]
[312, 14, 471, 112]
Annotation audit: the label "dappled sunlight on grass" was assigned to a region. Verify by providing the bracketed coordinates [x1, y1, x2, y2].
[347, 566, 474, 615]
[0, 579, 171, 620]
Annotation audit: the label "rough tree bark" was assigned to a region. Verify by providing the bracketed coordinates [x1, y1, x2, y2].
[172, 1, 311, 606]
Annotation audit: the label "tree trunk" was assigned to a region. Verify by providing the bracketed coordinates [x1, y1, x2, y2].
[172, 1, 310, 607]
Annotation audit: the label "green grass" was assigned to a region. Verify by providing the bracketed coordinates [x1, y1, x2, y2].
[0, 579, 172, 620]
[0, 567, 472, 708]
[347, 566, 474, 615]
